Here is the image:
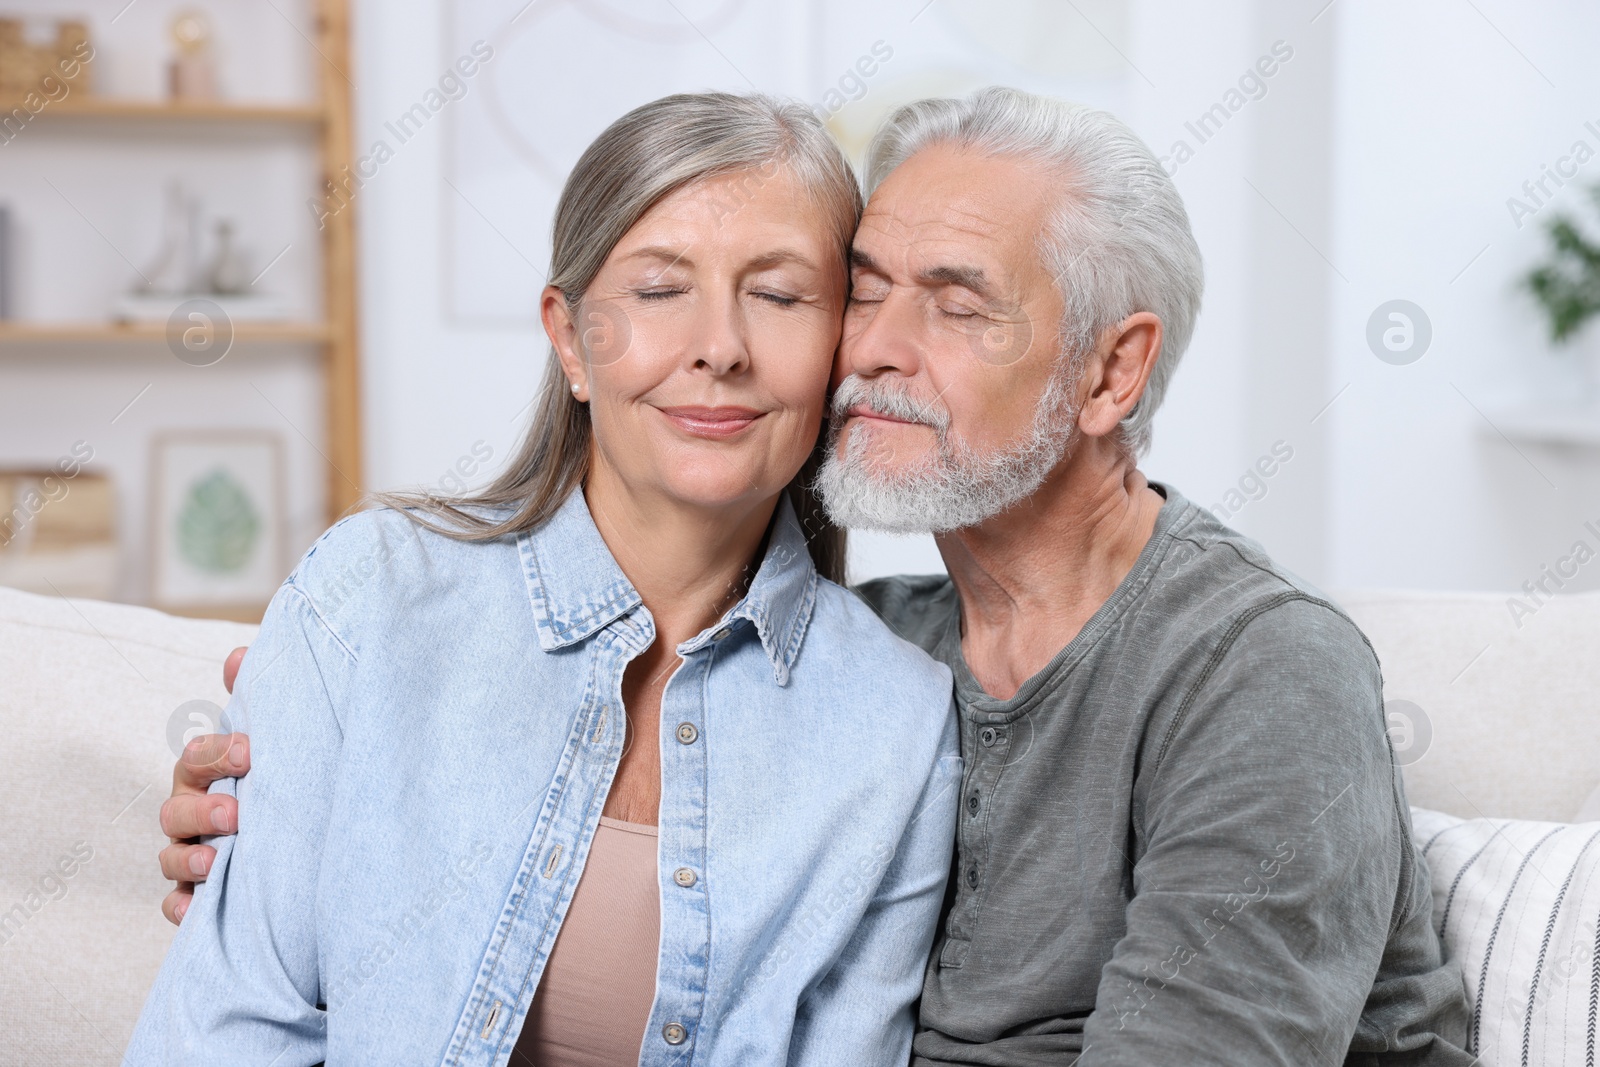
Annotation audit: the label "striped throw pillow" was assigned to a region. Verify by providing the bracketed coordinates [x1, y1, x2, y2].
[1413, 807, 1600, 1067]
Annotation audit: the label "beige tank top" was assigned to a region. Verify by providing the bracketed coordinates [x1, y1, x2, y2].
[513, 816, 661, 1066]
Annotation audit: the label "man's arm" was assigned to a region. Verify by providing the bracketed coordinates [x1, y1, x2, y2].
[1079, 597, 1467, 1065]
[158, 646, 250, 925]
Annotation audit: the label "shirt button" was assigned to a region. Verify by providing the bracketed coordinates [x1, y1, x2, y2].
[967, 867, 980, 889]
[712, 627, 731, 641]
[967, 792, 980, 816]
[662, 1022, 687, 1045]
[673, 866, 698, 888]
[979, 727, 998, 747]
[676, 722, 699, 744]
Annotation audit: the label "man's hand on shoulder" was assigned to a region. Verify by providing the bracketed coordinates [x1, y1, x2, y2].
[159, 646, 251, 925]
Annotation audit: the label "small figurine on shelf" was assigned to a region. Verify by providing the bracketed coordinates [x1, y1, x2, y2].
[167, 9, 217, 102]
[112, 183, 287, 324]
[207, 220, 251, 295]
[135, 181, 204, 296]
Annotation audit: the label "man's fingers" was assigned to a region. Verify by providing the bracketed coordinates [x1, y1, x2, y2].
[160, 792, 237, 840]
[162, 885, 194, 926]
[160, 841, 216, 882]
[223, 646, 247, 693]
[159, 682, 244, 931]
[173, 732, 250, 790]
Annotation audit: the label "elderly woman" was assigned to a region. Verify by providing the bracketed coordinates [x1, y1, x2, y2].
[127, 93, 959, 1066]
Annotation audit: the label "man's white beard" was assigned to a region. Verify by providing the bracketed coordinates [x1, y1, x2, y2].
[815, 368, 1079, 534]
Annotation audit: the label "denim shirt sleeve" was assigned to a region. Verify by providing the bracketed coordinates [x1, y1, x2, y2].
[126, 581, 351, 1066]
[788, 701, 962, 1066]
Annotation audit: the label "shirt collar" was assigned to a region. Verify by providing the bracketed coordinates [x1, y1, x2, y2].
[520, 489, 819, 686]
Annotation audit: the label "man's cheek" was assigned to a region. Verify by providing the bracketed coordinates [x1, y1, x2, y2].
[832, 327, 863, 385]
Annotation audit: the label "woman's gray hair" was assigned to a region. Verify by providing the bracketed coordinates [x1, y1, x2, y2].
[863, 86, 1204, 456]
[372, 92, 860, 581]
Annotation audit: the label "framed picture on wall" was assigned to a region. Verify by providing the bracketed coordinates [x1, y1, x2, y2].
[149, 431, 287, 618]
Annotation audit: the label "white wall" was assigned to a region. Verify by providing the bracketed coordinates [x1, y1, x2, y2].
[1325, 0, 1600, 596]
[13, 0, 1571, 602]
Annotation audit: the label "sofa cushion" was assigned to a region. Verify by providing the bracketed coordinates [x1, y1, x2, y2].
[0, 586, 257, 1066]
[1412, 806, 1600, 1067]
[1337, 589, 1600, 822]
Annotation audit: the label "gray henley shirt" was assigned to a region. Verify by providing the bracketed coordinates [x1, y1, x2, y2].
[855, 482, 1473, 1066]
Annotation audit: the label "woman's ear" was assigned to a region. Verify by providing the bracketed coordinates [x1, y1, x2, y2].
[541, 285, 587, 402]
[1076, 312, 1163, 440]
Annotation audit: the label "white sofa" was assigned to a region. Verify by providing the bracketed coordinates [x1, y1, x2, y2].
[1, 585, 1596, 1065]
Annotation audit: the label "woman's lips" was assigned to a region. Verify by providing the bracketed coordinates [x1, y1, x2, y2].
[657, 405, 766, 439]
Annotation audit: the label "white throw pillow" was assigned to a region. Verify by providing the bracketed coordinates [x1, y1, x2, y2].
[1412, 807, 1600, 1067]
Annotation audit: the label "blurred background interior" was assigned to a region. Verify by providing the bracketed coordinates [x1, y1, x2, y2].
[3, 0, 1599, 622]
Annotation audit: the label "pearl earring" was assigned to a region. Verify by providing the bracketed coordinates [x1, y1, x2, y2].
[570, 382, 581, 394]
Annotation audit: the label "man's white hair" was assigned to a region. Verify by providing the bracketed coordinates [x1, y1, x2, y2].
[862, 87, 1205, 455]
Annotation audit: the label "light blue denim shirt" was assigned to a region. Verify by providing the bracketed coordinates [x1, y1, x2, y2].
[127, 490, 961, 1066]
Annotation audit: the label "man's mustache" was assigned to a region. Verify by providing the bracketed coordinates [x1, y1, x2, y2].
[829, 375, 951, 435]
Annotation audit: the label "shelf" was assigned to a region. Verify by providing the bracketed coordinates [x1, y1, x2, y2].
[160, 603, 269, 624]
[27, 97, 324, 126]
[0, 321, 331, 344]
[1479, 404, 1600, 447]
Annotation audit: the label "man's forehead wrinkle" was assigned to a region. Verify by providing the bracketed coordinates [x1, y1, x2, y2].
[865, 193, 1010, 243]
[856, 214, 1011, 279]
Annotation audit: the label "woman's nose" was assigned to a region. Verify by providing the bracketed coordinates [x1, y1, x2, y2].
[690, 291, 751, 376]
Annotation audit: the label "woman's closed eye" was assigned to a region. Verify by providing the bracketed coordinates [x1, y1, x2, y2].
[750, 289, 799, 307]
[633, 286, 687, 301]
[630, 287, 800, 306]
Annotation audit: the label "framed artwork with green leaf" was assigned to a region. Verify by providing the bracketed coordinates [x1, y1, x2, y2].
[149, 431, 286, 616]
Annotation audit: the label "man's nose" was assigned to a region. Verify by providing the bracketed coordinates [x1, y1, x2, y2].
[842, 291, 924, 380]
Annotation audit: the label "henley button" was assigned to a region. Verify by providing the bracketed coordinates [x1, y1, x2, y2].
[662, 1022, 687, 1045]
[979, 727, 998, 747]
[967, 792, 980, 816]
[676, 722, 699, 744]
[967, 866, 980, 889]
[673, 866, 698, 888]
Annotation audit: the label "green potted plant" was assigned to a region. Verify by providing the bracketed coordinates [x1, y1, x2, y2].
[1523, 183, 1600, 400]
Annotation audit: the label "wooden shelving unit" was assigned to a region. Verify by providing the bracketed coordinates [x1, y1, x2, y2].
[38, 97, 325, 124]
[0, 0, 362, 524]
[0, 321, 332, 344]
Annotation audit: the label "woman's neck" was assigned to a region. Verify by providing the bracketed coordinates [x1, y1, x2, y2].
[581, 457, 778, 646]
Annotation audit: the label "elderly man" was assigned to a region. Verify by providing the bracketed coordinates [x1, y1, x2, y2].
[158, 88, 1470, 1064]
[817, 88, 1471, 1065]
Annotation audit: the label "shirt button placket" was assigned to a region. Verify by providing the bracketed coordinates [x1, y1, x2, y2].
[655, 646, 710, 1062]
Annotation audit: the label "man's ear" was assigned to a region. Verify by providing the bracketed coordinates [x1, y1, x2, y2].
[541, 285, 587, 401]
[1076, 312, 1163, 439]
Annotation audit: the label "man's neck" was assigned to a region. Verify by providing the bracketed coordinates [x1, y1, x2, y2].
[934, 438, 1165, 700]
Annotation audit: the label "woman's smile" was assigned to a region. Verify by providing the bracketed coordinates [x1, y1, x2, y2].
[655, 403, 767, 439]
